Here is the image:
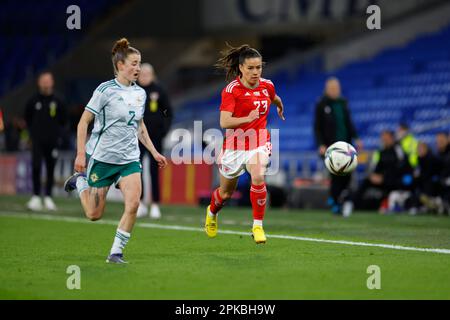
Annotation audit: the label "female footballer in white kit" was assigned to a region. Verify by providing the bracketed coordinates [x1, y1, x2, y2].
[64, 38, 167, 263]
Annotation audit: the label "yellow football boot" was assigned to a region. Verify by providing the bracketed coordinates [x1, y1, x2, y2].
[205, 205, 218, 238]
[252, 225, 267, 244]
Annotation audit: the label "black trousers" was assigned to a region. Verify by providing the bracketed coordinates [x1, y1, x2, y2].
[330, 173, 352, 205]
[139, 138, 163, 203]
[31, 141, 58, 197]
[352, 178, 399, 210]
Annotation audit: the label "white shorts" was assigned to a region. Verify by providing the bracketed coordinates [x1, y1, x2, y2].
[217, 143, 272, 179]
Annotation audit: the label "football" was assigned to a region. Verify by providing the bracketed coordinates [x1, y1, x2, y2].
[324, 141, 358, 176]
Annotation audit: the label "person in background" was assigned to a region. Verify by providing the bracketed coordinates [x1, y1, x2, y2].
[4, 116, 27, 152]
[314, 77, 362, 217]
[0, 108, 4, 150]
[413, 141, 441, 213]
[24, 71, 67, 211]
[396, 122, 418, 169]
[353, 130, 412, 213]
[136, 63, 173, 219]
[436, 132, 450, 215]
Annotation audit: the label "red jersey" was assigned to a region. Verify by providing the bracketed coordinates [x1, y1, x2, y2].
[220, 76, 276, 150]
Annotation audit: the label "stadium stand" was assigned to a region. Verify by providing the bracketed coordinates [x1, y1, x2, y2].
[0, 0, 123, 98]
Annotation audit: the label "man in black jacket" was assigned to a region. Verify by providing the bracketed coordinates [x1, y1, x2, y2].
[354, 130, 413, 211]
[436, 132, 450, 214]
[314, 77, 362, 216]
[24, 71, 67, 211]
[136, 63, 172, 219]
[413, 141, 441, 213]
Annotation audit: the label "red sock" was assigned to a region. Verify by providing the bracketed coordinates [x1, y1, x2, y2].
[210, 188, 226, 214]
[250, 183, 267, 220]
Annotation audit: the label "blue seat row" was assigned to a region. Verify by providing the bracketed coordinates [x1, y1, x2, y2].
[0, 0, 123, 98]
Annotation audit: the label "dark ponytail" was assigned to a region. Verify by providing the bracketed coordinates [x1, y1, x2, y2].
[215, 43, 262, 82]
[111, 38, 140, 74]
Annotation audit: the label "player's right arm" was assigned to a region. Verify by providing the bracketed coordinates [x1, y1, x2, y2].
[220, 110, 259, 129]
[219, 87, 259, 129]
[74, 110, 94, 172]
[74, 85, 106, 172]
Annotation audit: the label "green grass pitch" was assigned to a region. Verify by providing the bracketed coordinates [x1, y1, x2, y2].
[1, 194, 450, 299]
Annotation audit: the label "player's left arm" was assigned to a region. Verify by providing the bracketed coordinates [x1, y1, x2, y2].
[272, 95, 285, 121]
[138, 119, 168, 168]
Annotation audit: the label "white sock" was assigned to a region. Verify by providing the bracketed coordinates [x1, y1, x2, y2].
[76, 176, 89, 194]
[208, 209, 217, 218]
[110, 229, 131, 255]
[253, 219, 263, 227]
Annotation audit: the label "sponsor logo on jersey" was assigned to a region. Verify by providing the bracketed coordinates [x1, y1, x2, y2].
[245, 92, 251, 96]
[253, 91, 261, 96]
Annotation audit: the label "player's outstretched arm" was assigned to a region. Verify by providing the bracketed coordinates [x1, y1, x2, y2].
[74, 110, 95, 172]
[272, 95, 285, 121]
[220, 110, 259, 129]
[138, 119, 168, 168]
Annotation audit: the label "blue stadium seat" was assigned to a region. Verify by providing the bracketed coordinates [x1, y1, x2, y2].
[0, 0, 126, 98]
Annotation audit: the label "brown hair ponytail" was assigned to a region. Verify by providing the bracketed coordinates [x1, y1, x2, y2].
[215, 43, 262, 82]
[111, 38, 140, 74]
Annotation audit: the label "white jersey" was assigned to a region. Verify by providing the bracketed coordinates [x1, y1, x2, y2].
[85, 79, 146, 164]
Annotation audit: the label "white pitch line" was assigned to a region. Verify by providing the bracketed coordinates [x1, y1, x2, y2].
[2, 212, 450, 255]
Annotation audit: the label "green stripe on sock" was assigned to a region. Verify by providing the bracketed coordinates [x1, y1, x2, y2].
[115, 233, 129, 241]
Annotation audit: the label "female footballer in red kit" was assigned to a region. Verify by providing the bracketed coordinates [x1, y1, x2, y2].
[205, 44, 285, 244]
